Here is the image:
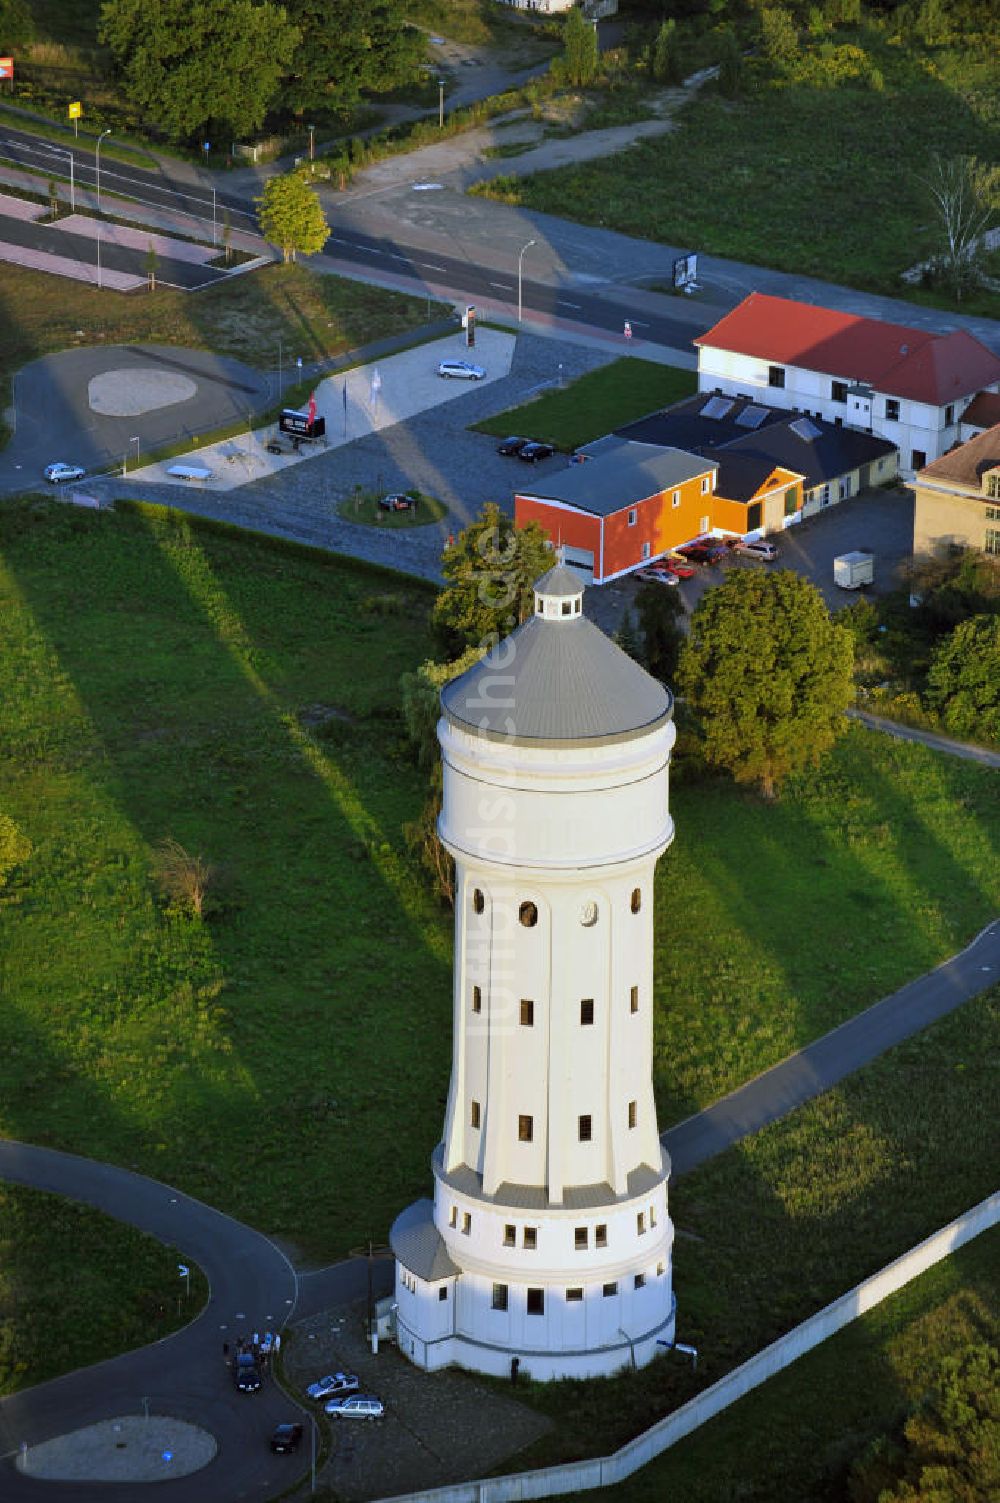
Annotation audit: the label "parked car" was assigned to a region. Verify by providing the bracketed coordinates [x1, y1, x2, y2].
[233, 1352, 261, 1394]
[497, 436, 529, 456]
[518, 441, 555, 464]
[306, 1372, 361, 1402]
[662, 556, 697, 579]
[44, 463, 86, 484]
[733, 538, 779, 561]
[270, 1423, 304, 1454]
[325, 1393, 384, 1420]
[265, 440, 297, 456]
[676, 540, 729, 566]
[378, 492, 415, 512]
[438, 360, 485, 381]
[635, 565, 680, 587]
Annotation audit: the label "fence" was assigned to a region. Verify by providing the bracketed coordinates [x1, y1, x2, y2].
[370, 1190, 1000, 1502]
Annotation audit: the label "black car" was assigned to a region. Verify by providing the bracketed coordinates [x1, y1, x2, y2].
[378, 492, 415, 512]
[496, 436, 529, 456]
[233, 1352, 261, 1393]
[270, 1423, 304, 1454]
[518, 441, 555, 464]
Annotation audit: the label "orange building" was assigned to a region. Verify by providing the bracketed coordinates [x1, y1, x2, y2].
[514, 444, 718, 584]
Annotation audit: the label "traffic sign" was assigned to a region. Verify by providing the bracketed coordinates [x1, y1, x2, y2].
[68, 101, 82, 119]
[624, 321, 633, 341]
[0, 58, 13, 81]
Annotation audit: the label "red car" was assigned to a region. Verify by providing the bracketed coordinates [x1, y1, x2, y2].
[661, 557, 697, 580]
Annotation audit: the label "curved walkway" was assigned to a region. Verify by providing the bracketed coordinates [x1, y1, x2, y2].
[1, 919, 997, 1499]
[846, 708, 1000, 768]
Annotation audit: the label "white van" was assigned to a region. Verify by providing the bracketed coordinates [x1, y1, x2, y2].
[734, 538, 779, 562]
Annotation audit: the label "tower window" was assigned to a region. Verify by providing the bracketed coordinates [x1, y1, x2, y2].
[527, 1288, 544, 1315]
[449, 1205, 457, 1228]
[471, 1100, 481, 1129]
[596, 1224, 607, 1248]
[650, 1205, 658, 1228]
[657, 1261, 665, 1276]
[492, 1283, 508, 1311]
[503, 1224, 515, 1247]
[439, 1286, 448, 1301]
[634, 1273, 646, 1290]
[519, 901, 538, 928]
[472, 985, 482, 1014]
[566, 1287, 583, 1303]
[463, 1212, 472, 1235]
[603, 1282, 618, 1297]
[580, 998, 594, 1026]
[578, 1115, 592, 1142]
[523, 1227, 537, 1250]
[473, 888, 484, 915]
[628, 1100, 637, 1130]
[518, 1114, 533, 1143]
[520, 998, 534, 1027]
[561, 601, 571, 616]
[631, 887, 641, 914]
[574, 1227, 588, 1250]
[637, 1211, 646, 1235]
[630, 986, 639, 1014]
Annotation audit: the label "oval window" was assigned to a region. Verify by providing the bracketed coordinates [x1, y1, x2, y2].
[473, 888, 485, 914]
[631, 888, 642, 914]
[519, 901, 538, 929]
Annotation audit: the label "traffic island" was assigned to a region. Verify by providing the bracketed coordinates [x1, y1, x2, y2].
[16, 1416, 217, 1482]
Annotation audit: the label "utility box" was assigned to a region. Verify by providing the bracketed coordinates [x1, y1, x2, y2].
[834, 551, 874, 590]
[279, 408, 326, 441]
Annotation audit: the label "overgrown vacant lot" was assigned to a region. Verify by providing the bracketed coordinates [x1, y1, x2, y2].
[0, 501, 997, 1257]
[474, 24, 1000, 301]
[0, 1183, 207, 1394]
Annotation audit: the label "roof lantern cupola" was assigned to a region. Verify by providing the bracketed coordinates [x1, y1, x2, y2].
[533, 562, 585, 621]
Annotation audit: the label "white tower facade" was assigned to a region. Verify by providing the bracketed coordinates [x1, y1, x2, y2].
[391, 565, 677, 1380]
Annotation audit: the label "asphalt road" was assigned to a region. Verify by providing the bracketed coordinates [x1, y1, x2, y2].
[0, 202, 229, 290]
[663, 918, 1000, 1176]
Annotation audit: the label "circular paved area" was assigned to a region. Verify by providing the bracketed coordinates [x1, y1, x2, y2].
[18, 1416, 216, 1483]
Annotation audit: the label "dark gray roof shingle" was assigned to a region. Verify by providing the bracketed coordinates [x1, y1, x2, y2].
[390, 1199, 459, 1283]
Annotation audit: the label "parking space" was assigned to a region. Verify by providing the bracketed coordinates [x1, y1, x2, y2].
[285, 1299, 551, 1502]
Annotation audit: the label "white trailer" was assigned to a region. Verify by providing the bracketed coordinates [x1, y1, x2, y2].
[834, 551, 874, 589]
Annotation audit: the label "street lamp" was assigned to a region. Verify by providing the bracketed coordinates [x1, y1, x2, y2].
[130, 435, 140, 470]
[518, 238, 536, 324]
[95, 128, 112, 212]
[307, 123, 315, 163]
[438, 79, 445, 130]
[35, 141, 75, 212]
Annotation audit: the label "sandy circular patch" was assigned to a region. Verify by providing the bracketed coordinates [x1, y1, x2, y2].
[17, 1415, 217, 1482]
[89, 369, 197, 416]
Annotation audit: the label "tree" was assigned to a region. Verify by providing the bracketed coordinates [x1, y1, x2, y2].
[431, 503, 553, 657]
[99, 0, 298, 144]
[614, 607, 643, 660]
[0, 0, 33, 49]
[635, 582, 685, 684]
[925, 613, 1000, 743]
[561, 6, 599, 88]
[256, 171, 329, 263]
[0, 812, 31, 890]
[920, 153, 1000, 301]
[221, 209, 233, 264]
[145, 240, 158, 291]
[760, 6, 800, 65]
[281, 0, 424, 117]
[717, 26, 744, 98]
[678, 569, 853, 799]
[848, 1344, 1000, 1503]
[652, 19, 680, 84]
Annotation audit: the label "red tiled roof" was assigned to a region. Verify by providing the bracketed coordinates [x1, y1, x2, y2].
[962, 390, 1000, 430]
[917, 421, 1000, 488]
[695, 293, 1000, 406]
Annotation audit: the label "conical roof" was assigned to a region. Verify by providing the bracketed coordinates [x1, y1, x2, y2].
[441, 573, 672, 747]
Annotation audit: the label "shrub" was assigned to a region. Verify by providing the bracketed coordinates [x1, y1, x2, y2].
[0, 814, 32, 889]
[151, 838, 216, 919]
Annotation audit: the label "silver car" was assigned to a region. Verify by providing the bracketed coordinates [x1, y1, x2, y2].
[324, 1393, 384, 1419]
[438, 359, 485, 381]
[44, 463, 86, 484]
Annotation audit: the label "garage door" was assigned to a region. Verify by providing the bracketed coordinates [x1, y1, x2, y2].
[562, 546, 594, 583]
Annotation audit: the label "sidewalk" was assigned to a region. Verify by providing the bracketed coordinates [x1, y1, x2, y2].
[847, 708, 1000, 768]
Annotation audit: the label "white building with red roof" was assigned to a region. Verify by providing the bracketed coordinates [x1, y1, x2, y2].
[694, 293, 1000, 477]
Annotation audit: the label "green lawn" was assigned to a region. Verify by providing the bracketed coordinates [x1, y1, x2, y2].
[472, 23, 1000, 304]
[495, 986, 1000, 1484]
[472, 359, 697, 451]
[0, 501, 997, 1263]
[0, 1183, 207, 1394]
[337, 489, 449, 529]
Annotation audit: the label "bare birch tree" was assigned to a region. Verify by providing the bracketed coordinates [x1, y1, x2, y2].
[921, 154, 1000, 301]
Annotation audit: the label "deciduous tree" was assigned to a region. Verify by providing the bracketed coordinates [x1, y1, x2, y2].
[99, 0, 298, 144]
[0, 0, 33, 49]
[256, 171, 329, 262]
[920, 153, 1000, 301]
[760, 6, 800, 65]
[925, 613, 1000, 743]
[678, 569, 853, 799]
[431, 503, 553, 657]
[281, 0, 424, 117]
[560, 6, 599, 88]
[635, 581, 686, 684]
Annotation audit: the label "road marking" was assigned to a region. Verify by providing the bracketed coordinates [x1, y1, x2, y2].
[419, 262, 447, 272]
[557, 299, 582, 309]
[628, 318, 650, 327]
[490, 281, 512, 290]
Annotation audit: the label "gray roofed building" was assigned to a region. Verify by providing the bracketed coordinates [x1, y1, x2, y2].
[390, 1198, 459, 1283]
[518, 441, 716, 517]
[441, 567, 672, 748]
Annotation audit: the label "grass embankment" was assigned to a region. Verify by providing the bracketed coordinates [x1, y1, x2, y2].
[500, 987, 1000, 1491]
[473, 22, 1000, 306]
[472, 359, 697, 451]
[0, 502, 997, 1260]
[337, 489, 449, 529]
[0, 1183, 207, 1393]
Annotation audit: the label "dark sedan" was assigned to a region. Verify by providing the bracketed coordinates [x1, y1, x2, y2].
[518, 441, 556, 464]
[497, 436, 530, 456]
[270, 1423, 304, 1454]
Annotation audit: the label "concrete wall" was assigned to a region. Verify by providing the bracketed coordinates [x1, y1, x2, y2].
[374, 1190, 1000, 1503]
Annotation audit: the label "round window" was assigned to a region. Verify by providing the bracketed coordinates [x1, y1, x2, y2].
[519, 901, 538, 928]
